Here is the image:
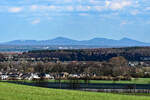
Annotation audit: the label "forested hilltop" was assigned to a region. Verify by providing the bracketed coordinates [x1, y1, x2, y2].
[21, 47, 150, 62]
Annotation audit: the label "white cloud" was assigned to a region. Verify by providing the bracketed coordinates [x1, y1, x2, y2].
[31, 19, 40, 24]
[8, 7, 23, 13]
[0, 0, 148, 21]
[105, 1, 111, 7]
[107, 1, 132, 10]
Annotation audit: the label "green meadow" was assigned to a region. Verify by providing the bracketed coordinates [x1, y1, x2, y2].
[89, 78, 150, 84]
[0, 82, 150, 100]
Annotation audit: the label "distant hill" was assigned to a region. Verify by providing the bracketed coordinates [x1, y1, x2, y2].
[2, 37, 150, 47]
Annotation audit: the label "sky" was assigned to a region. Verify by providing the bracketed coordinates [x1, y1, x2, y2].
[0, 0, 150, 43]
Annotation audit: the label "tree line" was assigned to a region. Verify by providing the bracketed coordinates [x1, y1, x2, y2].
[21, 47, 150, 61]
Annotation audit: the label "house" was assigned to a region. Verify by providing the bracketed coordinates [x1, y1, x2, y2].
[0, 74, 9, 80]
[8, 74, 21, 80]
[61, 72, 69, 78]
[69, 74, 80, 78]
[128, 61, 140, 67]
[22, 73, 40, 80]
[40, 73, 54, 79]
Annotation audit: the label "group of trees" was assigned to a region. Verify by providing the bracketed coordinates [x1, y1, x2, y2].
[19, 47, 150, 62]
[0, 56, 149, 79]
[1, 47, 150, 62]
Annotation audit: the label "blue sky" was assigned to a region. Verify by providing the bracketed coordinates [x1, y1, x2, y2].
[0, 0, 150, 42]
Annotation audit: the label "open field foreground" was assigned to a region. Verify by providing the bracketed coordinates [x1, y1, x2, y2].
[0, 82, 150, 100]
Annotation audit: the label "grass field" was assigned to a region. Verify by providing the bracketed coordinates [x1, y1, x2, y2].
[0, 82, 150, 100]
[89, 78, 150, 84]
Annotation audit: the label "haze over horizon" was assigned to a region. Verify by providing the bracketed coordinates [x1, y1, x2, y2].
[0, 0, 150, 42]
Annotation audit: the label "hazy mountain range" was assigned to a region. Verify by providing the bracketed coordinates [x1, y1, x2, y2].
[2, 37, 150, 47]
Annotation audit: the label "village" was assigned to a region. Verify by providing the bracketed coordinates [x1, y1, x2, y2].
[0, 71, 96, 81]
[0, 61, 149, 81]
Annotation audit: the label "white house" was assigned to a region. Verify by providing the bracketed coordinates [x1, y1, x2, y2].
[22, 73, 40, 80]
[0, 75, 9, 80]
